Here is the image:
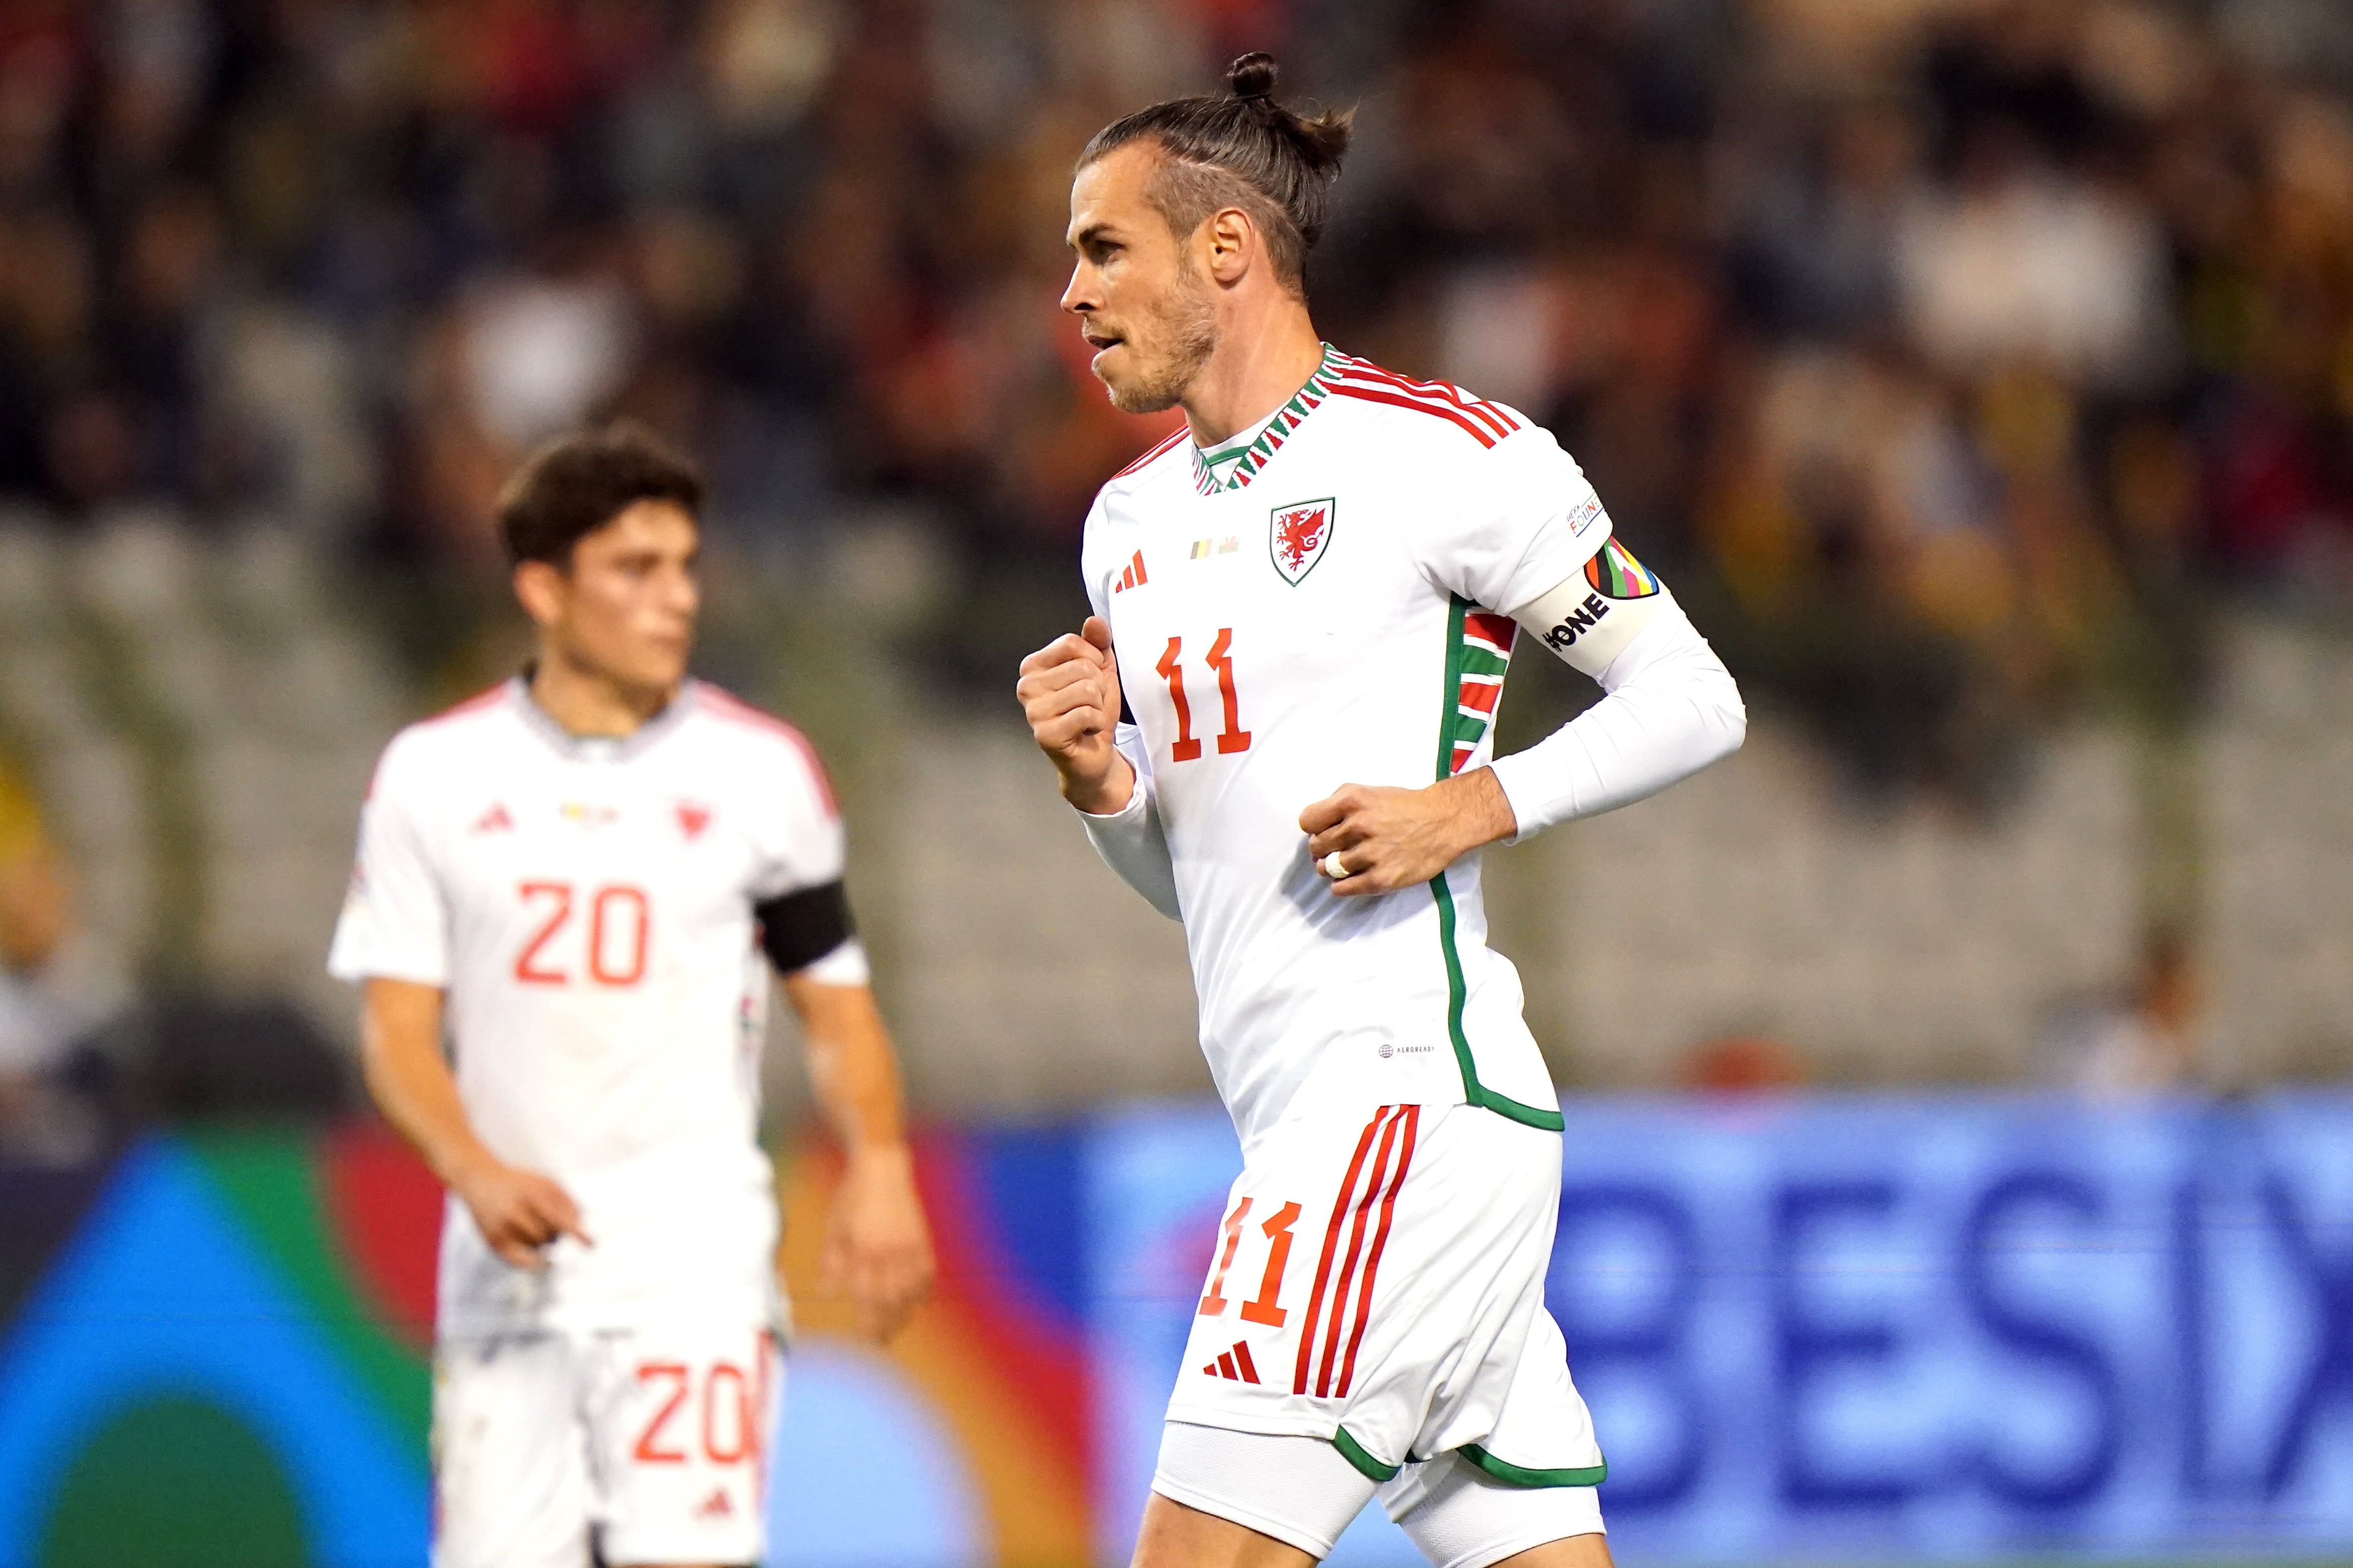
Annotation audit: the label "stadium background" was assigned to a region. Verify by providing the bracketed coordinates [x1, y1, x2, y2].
[0, 0, 2350, 1562]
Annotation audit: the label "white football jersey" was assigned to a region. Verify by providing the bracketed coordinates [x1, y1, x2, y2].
[1084, 348, 1614, 1154]
[328, 678, 846, 1337]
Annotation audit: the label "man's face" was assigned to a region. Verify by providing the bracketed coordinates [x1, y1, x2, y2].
[517, 498, 700, 696]
[1062, 142, 1219, 414]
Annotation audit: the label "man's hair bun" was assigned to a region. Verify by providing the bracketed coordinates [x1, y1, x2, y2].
[1228, 52, 1278, 101]
[1079, 53, 1355, 296]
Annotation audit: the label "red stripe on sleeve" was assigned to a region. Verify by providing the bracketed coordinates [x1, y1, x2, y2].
[1325, 385, 1497, 448]
[1333, 359, 1516, 441]
[699, 687, 839, 818]
[1112, 429, 1186, 479]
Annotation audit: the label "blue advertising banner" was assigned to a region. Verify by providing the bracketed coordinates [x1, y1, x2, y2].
[1088, 1095, 2353, 1565]
[1, 1098, 2348, 1563]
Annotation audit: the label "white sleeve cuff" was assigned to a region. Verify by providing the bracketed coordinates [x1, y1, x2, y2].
[1079, 779, 1182, 921]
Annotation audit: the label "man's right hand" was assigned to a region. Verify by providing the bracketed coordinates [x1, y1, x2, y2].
[1017, 616, 1136, 814]
[449, 1154, 591, 1271]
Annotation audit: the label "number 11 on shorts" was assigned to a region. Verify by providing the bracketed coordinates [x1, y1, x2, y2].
[1198, 1197, 1300, 1327]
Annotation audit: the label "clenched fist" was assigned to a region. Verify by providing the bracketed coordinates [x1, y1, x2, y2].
[1017, 616, 1136, 814]
[1299, 768, 1519, 896]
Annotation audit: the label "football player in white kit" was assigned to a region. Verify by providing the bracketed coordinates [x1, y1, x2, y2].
[1017, 56, 1746, 1568]
[330, 424, 934, 1568]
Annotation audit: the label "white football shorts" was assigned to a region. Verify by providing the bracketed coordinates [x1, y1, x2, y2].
[1163, 1100, 1604, 1517]
[432, 1322, 779, 1568]
[1153, 1422, 1603, 1566]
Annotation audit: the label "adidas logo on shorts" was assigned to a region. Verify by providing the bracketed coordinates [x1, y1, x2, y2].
[695, 1486, 734, 1519]
[1200, 1341, 1261, 1384]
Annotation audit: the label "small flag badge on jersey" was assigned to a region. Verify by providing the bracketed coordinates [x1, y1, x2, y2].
[1269, 498, 1335, 585]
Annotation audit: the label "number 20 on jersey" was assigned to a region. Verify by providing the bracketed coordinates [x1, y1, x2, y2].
[515, 881, 649, 986]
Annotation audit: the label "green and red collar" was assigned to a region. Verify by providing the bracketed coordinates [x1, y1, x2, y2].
[1190, 346, 1340, 496]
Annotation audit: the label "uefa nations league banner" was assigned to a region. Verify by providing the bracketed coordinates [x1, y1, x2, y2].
[0, 1096, 2346, 1565]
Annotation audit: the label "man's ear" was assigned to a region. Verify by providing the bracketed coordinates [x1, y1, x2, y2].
[513, 559, 566, 628]
[1203, 206, 1256, 285]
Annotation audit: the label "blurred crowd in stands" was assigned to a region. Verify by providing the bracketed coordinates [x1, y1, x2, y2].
[1, 0, 2349, 796]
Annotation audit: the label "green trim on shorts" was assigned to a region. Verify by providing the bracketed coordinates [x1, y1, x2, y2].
[1333, 1426, 1401, 1483]
[1458, 1443, 1609, 1488]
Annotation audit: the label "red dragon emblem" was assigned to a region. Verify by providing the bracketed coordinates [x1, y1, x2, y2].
[1269, 499, 1334, 584]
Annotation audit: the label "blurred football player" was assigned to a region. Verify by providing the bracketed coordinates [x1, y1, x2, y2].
[331, 422, 932, 1568]
[1018, 53, 1745, 1568]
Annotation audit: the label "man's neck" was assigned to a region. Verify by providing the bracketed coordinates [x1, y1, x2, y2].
[1181, 306, 1326, 449]
[527, 647, 673, 739]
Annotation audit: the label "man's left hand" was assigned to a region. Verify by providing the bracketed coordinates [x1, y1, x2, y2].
[819, 1144, 936, 1343]
[1299, 767, 1518, 896]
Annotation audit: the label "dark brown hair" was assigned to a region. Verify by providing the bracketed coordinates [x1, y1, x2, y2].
[496, 421, 704, 567]
[1079, 53, 1352, 295]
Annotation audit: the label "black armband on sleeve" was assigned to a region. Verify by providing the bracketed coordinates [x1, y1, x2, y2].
[754, 880, 856, 974]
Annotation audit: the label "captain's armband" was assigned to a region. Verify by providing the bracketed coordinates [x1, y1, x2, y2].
[1510, 537, 1674, 677]
[754, 879, 857, 975]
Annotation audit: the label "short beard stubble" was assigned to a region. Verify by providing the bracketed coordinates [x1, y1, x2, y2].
[1102, 261, 1220, 414]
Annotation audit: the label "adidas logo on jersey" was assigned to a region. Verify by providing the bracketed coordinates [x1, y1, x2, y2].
[675, 801, 713, 840]
[694, 1486, 734, 1519]
[1113, 548, 1149, 593]
[469, 803, 513, 834]
[1200, 1341, 1262, 1384]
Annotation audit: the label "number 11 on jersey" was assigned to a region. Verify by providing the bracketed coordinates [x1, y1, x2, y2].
[1156, 629, 1252, 764]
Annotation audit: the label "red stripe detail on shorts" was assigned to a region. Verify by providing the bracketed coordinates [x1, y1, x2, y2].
[1293, 1107, 1391, 1395]
[1217, 1351, 1239, 1379]
[1316, 1109, 1407, 1397]
[1232, 1340, 1261, 1384]
[1335, 1105, 1420, 1398]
